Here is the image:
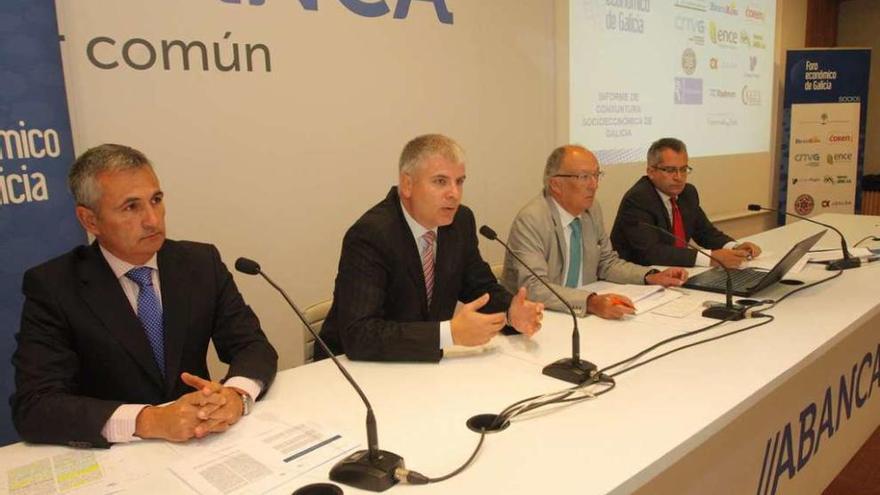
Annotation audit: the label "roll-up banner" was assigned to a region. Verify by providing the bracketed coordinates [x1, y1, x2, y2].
[0, 1, 84, 445]
[779, 48, 871, 225]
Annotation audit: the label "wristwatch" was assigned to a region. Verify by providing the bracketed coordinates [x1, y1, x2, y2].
[236, 390, 254, 416]
[643, 268, 660, 284]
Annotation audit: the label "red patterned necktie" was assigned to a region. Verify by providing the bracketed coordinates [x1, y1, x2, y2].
[670, 197, 687, 248]
[422, 231, 436, 304]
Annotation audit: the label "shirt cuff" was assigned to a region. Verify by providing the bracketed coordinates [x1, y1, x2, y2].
[102, 404, 148, 443]
[439, 320, 453, 349]
[724, 241, 737, 249]
[695, 252, 712, 267]
[224, 376, 263, 401]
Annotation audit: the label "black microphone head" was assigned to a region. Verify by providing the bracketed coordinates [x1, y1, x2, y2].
[747, 204, 762, 211]
[479, 225, 497, 240]
[235, 257, 261, 275]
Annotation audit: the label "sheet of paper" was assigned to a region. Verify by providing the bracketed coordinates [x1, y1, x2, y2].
[6, 451, 103, 495]
[631, 288, 684, 314]
[169, 422, 355, 495]
[649, 293, 705, 318]
[580, 281, 664, 303]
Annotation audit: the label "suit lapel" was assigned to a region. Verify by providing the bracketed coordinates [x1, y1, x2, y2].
[390, 190, 429, 316]
[432, 225, 456, 317]
[157, 242, 191, 396]
[76, 243, 165, 391]
[644, 177, 672, 231]
[544, 194, 568, 281]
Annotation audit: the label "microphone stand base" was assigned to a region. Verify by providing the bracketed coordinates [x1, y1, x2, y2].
[702, 304, 745, 320]
[330, 449, 404, 492]
[827, 258, 861, 270]
[543, 358, 598, 384]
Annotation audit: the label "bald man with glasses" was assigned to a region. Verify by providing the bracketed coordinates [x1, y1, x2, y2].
[500, 145, 687, 320]
[611, 137, 761, 268]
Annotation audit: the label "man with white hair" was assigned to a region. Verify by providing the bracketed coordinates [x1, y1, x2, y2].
[319, 134, 544, 362]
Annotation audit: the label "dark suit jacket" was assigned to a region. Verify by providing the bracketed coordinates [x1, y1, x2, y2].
[317, 187, 513, 362]
[10, 240, 278, 448]
[610, 176, 734, 267]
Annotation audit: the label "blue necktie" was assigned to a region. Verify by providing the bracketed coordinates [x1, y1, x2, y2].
[125, 267, 165, 375]
[566, 219, 582, 288]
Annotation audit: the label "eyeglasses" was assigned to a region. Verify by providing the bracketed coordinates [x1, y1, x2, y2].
[652, 165, 693, 175]
[554, 171, 604, 181]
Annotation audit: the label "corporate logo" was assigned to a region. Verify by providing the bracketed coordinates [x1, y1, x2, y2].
[709, 87, 736, 99]
[826, 152, 854, 165]
[682, 48, 697, 75]
[794, 153, 821, 167]
[745, 54, 759, 77]
[823, 175, 853, 185]
[675, 77, 703, 104]
[794, 194, 815, 215]
[741, 85, 761, 105]
[675, 15, 706, 45]
[0, 121, 57, 207]
[709, 57, 737, 70]
[821, 199, 853, 208]
[794, 136, 821, 145]
[708, 1, 738, 15]
[707, 112, 738, 127]
[709, 21, 738, 47]
[745, 5, 765, 21]
[791, 177, 820, 185]
[674, 0, 707, 11]
[220, 0, 455, 24]
[828, 133, 854, 144]
[751, 33, 767, 49]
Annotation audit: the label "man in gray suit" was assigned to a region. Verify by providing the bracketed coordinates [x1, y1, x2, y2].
[501, 145, 688, 319]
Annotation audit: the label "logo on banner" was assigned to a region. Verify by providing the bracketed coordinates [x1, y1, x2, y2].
[821, 199, 853, 208]
[674, 0, 707, 11]
[675, 77, 703, 104]
[706, 112, 737, 127]
[826, 153, 854, 165]
[0, 121, 58, 206]
[675, 15, 706, 45]
[828, 133, 853, 144]
[794, 153, 820, 167]
[681, 48, 697, 75]
[709, 87, 736, 99]
[794, 136, 820, 145]
[751, 33, 767, 49]
[742, 85, 761, 105]
[823, 175, 853, 185]
[794, 194, 815, 215]
[792, 177, 820, 185]
[709, 57, 737, 70]
[709, 21, 738, 47]
[708, 2, 738, 15]
[745, 5, 765, 21]
[219, 0, 455, 24]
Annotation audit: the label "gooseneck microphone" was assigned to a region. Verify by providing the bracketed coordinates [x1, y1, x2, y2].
[635, 221, 744, 321]
[479, 226, 597, 384]
[234, 257, 404, 492]
[747, 204, 859, 270]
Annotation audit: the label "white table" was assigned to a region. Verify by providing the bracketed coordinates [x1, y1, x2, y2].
[3, 214, 879, 495]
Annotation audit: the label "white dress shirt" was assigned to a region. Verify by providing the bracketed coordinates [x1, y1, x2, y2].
[99, 245, 262, 443]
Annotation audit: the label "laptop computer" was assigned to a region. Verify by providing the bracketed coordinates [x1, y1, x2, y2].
[683, 229, 827, 297]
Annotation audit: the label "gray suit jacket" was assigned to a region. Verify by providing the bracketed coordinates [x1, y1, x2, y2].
[500, 193, 651, 316]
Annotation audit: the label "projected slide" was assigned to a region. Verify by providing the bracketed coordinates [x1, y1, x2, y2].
[570, 1, 776, 165]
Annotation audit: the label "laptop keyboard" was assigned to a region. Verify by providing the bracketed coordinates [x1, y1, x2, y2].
[690, 268, 766, 291]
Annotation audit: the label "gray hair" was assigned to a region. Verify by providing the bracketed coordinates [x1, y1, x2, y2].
[68, 144, 152, 209]
[398, 134, 465, 175]
[647, 138, 687, 168]
[543, 145, 586, 190]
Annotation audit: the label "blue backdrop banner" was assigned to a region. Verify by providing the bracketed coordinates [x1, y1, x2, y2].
[0, 1, 85, 445]
[779, 49, 872, 225]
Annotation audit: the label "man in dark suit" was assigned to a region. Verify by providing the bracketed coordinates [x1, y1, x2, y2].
[610, 138, 761, 268]
[318, 134, 543, 362]
[10, 144, 277, 448]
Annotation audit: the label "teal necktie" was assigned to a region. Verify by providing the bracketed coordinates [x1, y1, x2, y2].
[565, 219, 582, 288]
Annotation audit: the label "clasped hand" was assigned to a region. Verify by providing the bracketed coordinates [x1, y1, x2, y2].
[135, 372, 244, 442]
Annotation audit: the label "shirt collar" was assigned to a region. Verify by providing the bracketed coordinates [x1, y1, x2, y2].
[654, 187, 675, 203]
[100, 244, 159, 280]
[400, 200, 437, 240]
[550, 196, 578, 228]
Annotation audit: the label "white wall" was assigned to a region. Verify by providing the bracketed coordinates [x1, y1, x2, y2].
[55, 0, 556, 371]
